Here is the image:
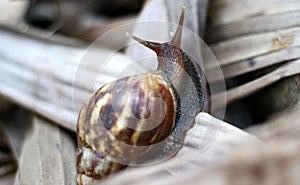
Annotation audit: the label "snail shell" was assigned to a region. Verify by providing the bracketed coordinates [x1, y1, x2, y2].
[76, 5, 206, 183]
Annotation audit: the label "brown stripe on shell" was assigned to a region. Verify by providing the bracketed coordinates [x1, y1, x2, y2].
[134, 81, 176, 145]
[93, 72, 176, 146]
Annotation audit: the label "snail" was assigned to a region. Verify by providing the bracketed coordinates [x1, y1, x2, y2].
[76, 5, 207, 184]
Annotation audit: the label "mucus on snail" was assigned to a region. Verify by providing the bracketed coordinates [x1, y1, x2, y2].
[76, 5, 207, 184]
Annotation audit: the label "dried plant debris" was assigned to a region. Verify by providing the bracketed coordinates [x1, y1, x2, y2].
[0, 0, 28, 26]
[205, 0, 300, 128]
[14, 117, 76, 185]
[212, 60, 300, 111]
[110, 109, 300, 185]
[206, 0, 300, 42]
[160, 135, 300, 185]
[83, 113, 257, 185]
[0, 105, 76, 184]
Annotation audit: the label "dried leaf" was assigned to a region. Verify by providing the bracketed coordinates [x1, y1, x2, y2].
[219, 46, 300, 80]
[0, 0, 28, 26]
[212, 60, 300, 110]
[207, 10, 300, 43]
[209, 27, 300, 67]
[14, 117, 76, 185]
[208, 0, 300, 28]
[87, 113, 256, 185]
[0, 26, 139, 132]
[172, 108, 300, 185]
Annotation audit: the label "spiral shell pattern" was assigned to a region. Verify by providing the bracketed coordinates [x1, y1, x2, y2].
[77, 71, 178, 180]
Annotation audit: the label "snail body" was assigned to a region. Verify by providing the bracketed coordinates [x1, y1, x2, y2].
[76, 6, 206, 184]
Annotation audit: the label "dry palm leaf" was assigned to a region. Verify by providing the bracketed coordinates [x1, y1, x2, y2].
[0, 0, 28, 26]
[207, 10, 300, 43]
[0, 25, 137, 131]
[205, 1, 300, 81]
[205, 0, 300, 119]
[219, 46, 300, 80]
[120, 108, 300, 185]
[210, 27, 300, 67]
[77, 113, 257, 185]
[208, 0, 300, 28]
[161, 131, 300, 184]
[212, 60, 300, 110]
[206, 0, 300, 43]
[14, 116, 76, 185]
